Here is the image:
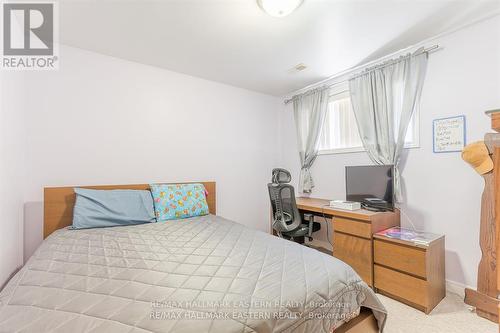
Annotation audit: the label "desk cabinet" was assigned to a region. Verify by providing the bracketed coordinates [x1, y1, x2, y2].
[373, 235, 445, 313]
[294, 197, 400, 287]
[331, 212, 400, 287]
[333, 232, 372, 284]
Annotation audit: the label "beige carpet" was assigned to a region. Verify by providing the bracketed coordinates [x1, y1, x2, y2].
[379, 292, 498, 333]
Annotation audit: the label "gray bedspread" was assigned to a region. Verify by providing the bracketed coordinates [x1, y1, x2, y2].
[0, 215, 386, 332]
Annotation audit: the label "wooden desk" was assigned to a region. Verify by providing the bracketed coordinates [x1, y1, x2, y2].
[296, 197, 400, 287]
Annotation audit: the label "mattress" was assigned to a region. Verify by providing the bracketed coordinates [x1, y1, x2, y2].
[0, 215, 387, 333]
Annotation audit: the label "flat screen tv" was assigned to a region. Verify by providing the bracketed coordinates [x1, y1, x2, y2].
[345, 165, 394, 211]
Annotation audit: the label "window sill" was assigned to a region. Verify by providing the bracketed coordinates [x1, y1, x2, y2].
[318, 143, 420, 156]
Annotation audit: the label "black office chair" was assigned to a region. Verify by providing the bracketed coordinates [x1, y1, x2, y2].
[268, 168, 321, 243]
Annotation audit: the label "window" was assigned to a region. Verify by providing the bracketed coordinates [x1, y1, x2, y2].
[318, 85, 419, 154]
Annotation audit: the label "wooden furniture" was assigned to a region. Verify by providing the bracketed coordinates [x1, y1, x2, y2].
[335, 307, 378, 333]
[463, 110, 500, 323]
[487, 109, 500, 132]
[373, 231, 445, 314]
[43, 181, 216, 238]
[295, 197, 400, 287]
[496, 146, 500, 326]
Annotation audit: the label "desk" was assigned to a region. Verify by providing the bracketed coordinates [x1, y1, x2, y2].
[295, 197, 400, 287]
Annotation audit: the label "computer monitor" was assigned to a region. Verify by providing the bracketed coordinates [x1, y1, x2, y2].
[345, 165, 394, 211]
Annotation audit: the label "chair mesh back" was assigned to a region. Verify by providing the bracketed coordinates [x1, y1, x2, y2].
[268, 183, 301, 232]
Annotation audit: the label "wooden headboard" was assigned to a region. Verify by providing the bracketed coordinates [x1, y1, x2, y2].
[43, 182, 216, 238]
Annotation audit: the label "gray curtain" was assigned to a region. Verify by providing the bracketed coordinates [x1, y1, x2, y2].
[292, 88, 329, 193]
[349, 49, 428, 202]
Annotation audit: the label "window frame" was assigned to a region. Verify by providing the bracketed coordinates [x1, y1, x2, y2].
[317, 84, 420, 155]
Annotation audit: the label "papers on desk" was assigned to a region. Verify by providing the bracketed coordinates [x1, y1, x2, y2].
[376, 227, 441, 246]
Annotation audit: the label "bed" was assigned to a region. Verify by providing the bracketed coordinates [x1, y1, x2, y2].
[0, 182, 387, 332]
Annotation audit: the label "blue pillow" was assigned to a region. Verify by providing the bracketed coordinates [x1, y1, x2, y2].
[72, 188, 156, 229]
[150, 183, 209, 221]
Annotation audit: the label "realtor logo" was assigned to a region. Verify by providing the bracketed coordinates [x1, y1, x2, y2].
[1, 1, 58, 70]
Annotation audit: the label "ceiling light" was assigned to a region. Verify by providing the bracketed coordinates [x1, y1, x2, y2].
[257, 0, 304, 18]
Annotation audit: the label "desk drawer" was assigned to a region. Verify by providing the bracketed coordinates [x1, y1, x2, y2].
[374, 240, 427, 278]
[334, 217, 371, 238]
[374, 264, 428, 310]
[333, 232, 372, 286]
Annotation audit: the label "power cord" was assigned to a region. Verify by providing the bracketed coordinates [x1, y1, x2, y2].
[321, 204, 334, 248]
[395, 203, 419, 232]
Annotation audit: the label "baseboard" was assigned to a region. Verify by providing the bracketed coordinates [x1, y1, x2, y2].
[0, 266, 22, 292]
[446, 279, 470, 299]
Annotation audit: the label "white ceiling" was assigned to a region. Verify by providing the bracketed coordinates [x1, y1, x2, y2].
[59, 0, 500, 96]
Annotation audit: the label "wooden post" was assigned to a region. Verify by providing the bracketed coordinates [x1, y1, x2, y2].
[464, 113, 500, 323]
[496, 147, 500, 329]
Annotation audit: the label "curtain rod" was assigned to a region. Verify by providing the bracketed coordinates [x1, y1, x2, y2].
[284, 44, 439, 105]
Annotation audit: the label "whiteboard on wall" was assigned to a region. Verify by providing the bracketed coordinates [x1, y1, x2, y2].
[433, 115, 466, 153]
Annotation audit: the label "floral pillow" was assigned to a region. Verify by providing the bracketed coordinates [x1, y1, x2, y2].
[150, 183, 209, 221]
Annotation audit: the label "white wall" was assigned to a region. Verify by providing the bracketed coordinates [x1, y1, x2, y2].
[0, 73, 25, 287]
[17, 46, 281, 263]
[279, 16, 500, 288]
[3, 15, 498, 291]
